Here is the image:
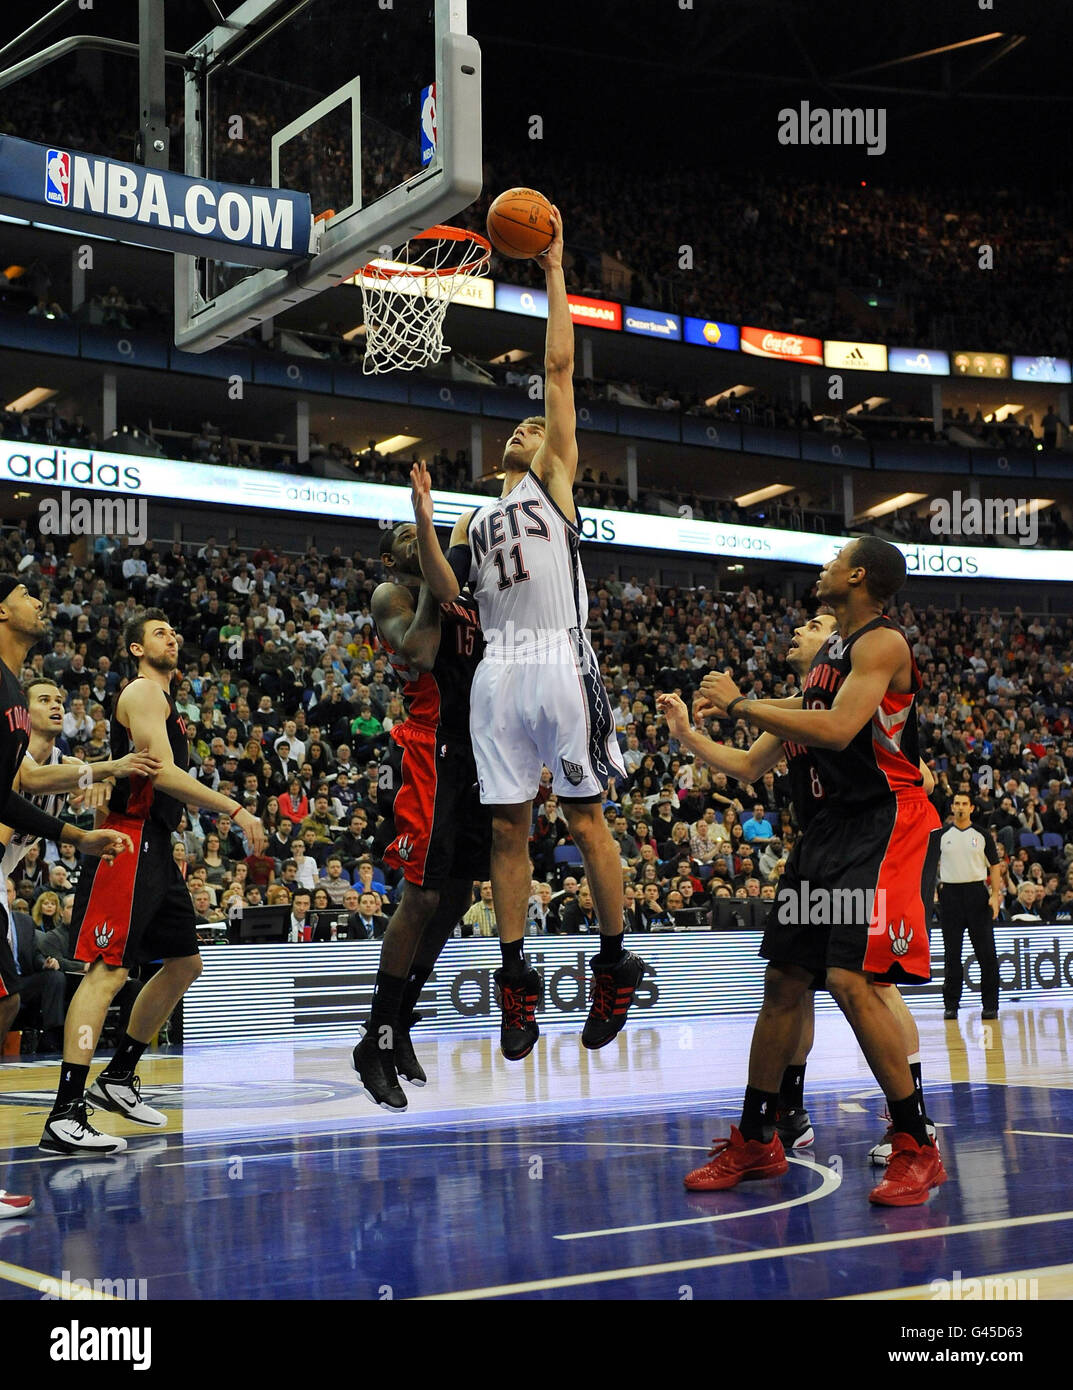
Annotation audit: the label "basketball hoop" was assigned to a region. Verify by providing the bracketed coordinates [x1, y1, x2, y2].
[357, 225, 491, 375]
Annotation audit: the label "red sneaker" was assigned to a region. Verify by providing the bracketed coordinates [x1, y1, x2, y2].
[0, 1190, 35, 1219]
[869, 1133, 947, 1207]
[683, 1125, 788, 1191]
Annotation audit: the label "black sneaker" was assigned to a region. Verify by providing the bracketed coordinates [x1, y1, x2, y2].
[493, 967, 540, 1060]
[352, 1032, 407, 1111]
[40, 1101, 127, 1156]
[394, 1012, 427, 1087]
[982, 1009, 999, 1020]
[581, 951, 645, 1050]
[943, 1007, 958, 1019]
[775, 1107, 815, 1151]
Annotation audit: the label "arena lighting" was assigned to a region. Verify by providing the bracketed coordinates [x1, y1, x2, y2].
[488, 349, 531, 364]
[1015, 499, 1055, 517]
[704, 385, 755, 407]
[5, 387, 56, 412]
[847, 396, 891, 414]
[856, 491, 928, 521]
[734, 484, 793, 507]
[989, 403, 1024, 422]
[373, 435, 421, 454]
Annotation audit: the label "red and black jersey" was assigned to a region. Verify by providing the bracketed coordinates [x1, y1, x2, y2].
[108, 676, 189, 830]
[802, 615, 924, 812]
[782, 740, 825, 829]
[378, 593, 483, 739]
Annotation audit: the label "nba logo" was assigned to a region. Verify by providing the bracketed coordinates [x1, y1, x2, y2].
[45, 149, 70, 206]
[419, 84, 437, 166]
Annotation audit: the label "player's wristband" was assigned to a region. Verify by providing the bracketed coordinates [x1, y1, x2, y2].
[226, 802, 242, 817]
[725, 696, 746, 719]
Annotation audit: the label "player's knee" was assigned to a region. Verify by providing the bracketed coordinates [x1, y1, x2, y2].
[491, 814, 528, 853]
[826, 967, 868, 1009]
[763, 964, 810, 1012]
[178, 954, 203, 985]
[561, 809, 604, 855]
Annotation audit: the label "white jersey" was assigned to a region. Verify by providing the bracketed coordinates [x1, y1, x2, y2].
[2, 746, 64, 891]
[466, 471, 587, 659]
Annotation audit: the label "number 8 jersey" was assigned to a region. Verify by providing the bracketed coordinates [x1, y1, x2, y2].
[466, 471, 587, 658]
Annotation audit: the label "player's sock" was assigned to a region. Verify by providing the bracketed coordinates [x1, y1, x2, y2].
[889, 1091, 930, 1146]
[779, 1063, 806, 1110]
[908, 1053, 928, 1117]
[51, 1062, 89, 1115]
[597, 931, 624, 964]
[499, 938, 526, 980]
[99, 1033, 149, 1080]
[369, 970, 406, 1042]
[739, 1085, 779, 1143]
[399, 963, 434, 1021]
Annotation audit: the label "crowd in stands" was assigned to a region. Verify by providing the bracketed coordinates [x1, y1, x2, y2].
[4, 517, 1073, 1048]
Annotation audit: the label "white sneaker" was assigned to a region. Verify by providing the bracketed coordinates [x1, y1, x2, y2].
[0, 1190, 35, 1219]
[87, 1074, 167, 1128]
[40, 1102, 128, 1155]
[869, 1120, 937, 1165]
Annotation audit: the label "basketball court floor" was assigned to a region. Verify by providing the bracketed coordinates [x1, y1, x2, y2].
[2, 1003, 1071, 1301]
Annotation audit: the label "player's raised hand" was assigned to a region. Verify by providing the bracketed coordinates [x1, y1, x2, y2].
[80, 828, 134, 860]
[536, 204, 564, 273]
[235, 807, 266, 855]
[656, 691, 690, 739]
[410, 460, 434, 527]
[698, 669, 744, 717]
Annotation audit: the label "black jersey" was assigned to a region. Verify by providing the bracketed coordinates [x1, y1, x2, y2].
[802, 615, 924, 812]
[108, 677, 189, 830]
[782, 740, 825, 829]
[0, 657, 66, 842]
[379, 593, 483, 739]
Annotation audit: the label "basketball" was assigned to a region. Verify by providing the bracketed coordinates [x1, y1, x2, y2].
[486, 187, 555, 259]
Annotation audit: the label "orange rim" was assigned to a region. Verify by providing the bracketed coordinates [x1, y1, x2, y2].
[359, 225, 491, 281]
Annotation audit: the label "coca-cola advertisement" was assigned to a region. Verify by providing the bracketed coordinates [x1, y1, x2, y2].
[741, 324, 823, 364]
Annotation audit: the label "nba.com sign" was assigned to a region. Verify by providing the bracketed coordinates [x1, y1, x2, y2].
[0, 134, 313, 268]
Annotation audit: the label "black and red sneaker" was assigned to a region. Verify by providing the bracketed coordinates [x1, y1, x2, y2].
[493, 967, 541, 1060]
[581, 951, 646, 1049]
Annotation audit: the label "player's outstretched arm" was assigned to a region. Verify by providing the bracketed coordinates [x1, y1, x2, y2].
[121, 680, 266, 852]
[699, 628, 905, 751]
[532, 206, 578, 506]
[656, 693, 785, 782]
[410, 461, 471, 602]
[371, 580, 442, 675]
[18, 749, 161, 794]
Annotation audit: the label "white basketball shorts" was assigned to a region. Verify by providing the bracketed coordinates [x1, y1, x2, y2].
[469, 634, 626, 805]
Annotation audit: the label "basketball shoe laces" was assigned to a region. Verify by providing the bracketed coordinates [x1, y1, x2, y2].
[62, 1100, 106, 1137]
[500, 979, 530, 1030]
[589, 971, 617, 1022]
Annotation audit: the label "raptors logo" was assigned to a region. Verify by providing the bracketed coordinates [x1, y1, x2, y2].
[396, 834, 415, 862]
[94, 922, 114, 950]
[888, 920, 912, 956]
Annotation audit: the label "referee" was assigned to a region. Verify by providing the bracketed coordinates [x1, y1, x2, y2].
[938, 791, 1003, 1020]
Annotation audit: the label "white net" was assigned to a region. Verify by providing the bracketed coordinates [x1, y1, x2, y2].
[358, 228, 490, 375]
